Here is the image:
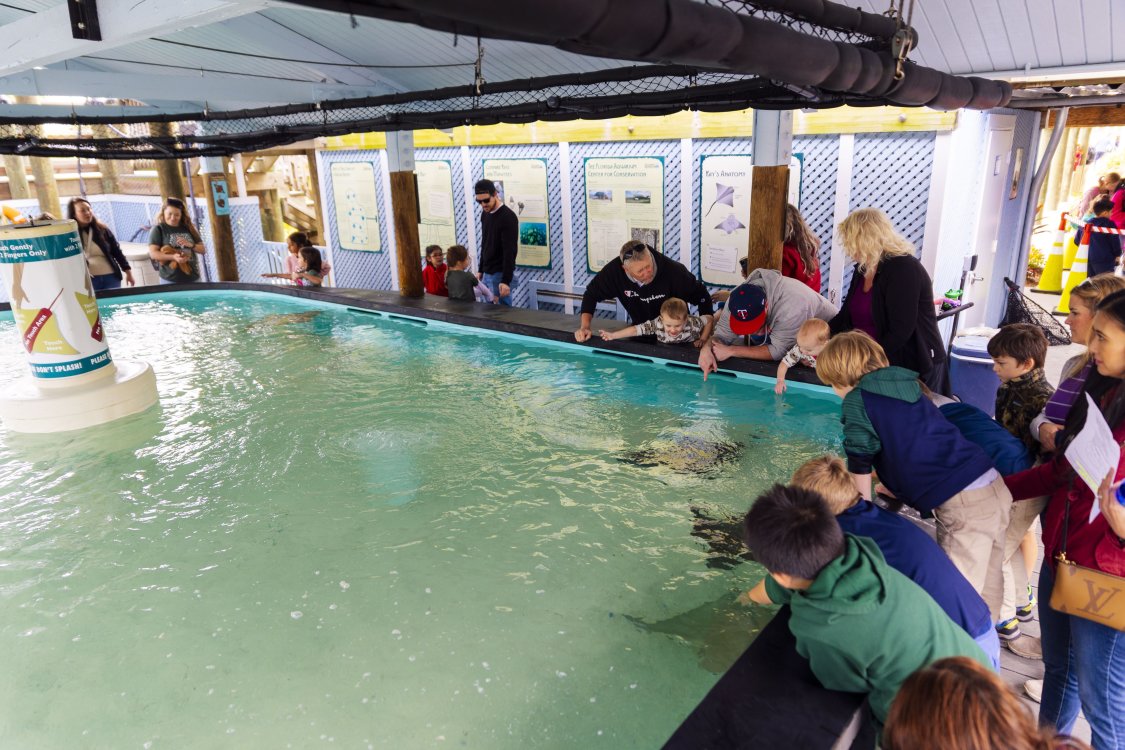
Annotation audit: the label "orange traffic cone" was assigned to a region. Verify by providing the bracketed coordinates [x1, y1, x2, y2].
[1035, 213, 1068, 294]
[1056, 224, 1090, 315]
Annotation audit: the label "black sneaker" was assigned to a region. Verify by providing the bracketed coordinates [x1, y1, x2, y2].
[1016, 585, 1037, 622]
[996, 617, 1021, 641]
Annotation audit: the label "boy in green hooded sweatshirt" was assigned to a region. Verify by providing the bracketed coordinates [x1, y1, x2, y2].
[742, 484, 991, 729]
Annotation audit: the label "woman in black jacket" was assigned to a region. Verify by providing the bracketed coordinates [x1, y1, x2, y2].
[67, 197, 134, 291]
[829, 208, 949, 394]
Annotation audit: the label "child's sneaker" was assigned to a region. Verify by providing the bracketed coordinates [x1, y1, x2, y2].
[1016, 586, 1037, 622]
[996, 617, 1021, 641]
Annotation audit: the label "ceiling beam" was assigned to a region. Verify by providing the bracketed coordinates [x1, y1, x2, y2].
[222, 13, 402, 91]
[1033, 104, 1125, 128]
[0, 69, 387, 106]
[0, 102, 202, 119]
[0, 0, 272, 77]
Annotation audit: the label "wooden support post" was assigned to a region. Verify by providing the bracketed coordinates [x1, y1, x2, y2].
[386, 130, 423, 297]
[747, 166, 790, 272]
[746, 110, 793, 274]
[91, 125, 121, 193]
[28, 153, 61, 217]
[13, 96, 60, 216]
[390, 171, 424, 297]
[1068, 127, 1092, 201]
[200, 157, 238, 281]
[149, 122, 186, 201]
[304, 149, 324, 244]
[3, 154, 31, 199]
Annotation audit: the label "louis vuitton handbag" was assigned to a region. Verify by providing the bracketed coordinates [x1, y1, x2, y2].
[1048, 483, 1125, 631]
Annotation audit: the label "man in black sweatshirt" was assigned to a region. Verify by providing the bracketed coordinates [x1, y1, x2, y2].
[574, 241, 714, 342]
[474, 179, 519, 306]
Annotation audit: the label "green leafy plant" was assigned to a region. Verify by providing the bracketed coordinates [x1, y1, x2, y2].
[1027, 246, 1045, 271]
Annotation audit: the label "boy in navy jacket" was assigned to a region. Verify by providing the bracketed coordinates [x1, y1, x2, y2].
[815, 331, 1013, 621]
[789, 455, 1000, 669]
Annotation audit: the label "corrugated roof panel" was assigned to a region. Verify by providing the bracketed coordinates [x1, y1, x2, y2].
[1082, 0, 1114, 65]
[965, 0, 1017, 73]
[1024, 0, 1065, 68]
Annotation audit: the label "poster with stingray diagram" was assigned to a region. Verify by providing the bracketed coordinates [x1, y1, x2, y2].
[699, 155, 752, 287]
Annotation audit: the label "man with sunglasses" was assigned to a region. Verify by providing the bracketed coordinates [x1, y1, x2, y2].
[474, 179, 519, 305]
[698, 268, 837, 380]
[574, 241, 713, 343]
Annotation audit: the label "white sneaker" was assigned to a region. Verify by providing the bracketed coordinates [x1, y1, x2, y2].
[1024, 679, 1043, 703]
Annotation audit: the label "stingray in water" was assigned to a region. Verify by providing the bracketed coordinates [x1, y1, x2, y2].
[617, 436, 744, 477]
[246, 311, 324, 330]
[623, 592, 776, 674]
[689, 505, 755, 570]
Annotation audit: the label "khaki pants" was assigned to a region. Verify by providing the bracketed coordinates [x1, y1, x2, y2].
[933, 475, 1012, 622]
[999, 494, 1049, 622]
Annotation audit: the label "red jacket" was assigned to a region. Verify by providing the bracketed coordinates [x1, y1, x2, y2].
[422, 263, 449, 296]
[781, 244, 821, 293]
[1005, 415, 1125, 577]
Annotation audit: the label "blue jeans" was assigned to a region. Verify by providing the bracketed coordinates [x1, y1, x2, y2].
[90, 274, 121, 291]
[1039, 563, 1125, 749]
[482, 272, 515, 306]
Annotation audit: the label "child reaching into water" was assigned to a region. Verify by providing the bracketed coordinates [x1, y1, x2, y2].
[445, 245, 496, 303]
[774, 318, 830, 394]
[599, 297, 713, 347]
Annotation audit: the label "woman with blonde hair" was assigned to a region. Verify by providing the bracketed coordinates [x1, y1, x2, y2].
[829, 207, 948, 393]
[883, 656, 1090, 750]
[781, 203, 821, 293]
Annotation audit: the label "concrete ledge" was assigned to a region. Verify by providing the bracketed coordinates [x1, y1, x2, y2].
[38, 283, 829, 388]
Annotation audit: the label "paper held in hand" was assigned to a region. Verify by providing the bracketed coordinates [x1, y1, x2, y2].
[1064, 393, 1120, 523]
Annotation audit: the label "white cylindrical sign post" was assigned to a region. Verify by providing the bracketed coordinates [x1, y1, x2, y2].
[0, 219, 158, 433]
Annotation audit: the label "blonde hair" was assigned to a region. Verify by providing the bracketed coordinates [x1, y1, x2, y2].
[791, 455, 858, 515]
[797, 318, 830, 345]
[837, 208, 914, 272]
[815, 331, 889, 387]
[1065, 273, 1125, 378]
[785, 204, 820, 274]
[660, 297, 688, 320]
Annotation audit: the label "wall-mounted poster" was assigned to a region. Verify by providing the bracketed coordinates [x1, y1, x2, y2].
[697, 152, 806, 286]
[330, 161, 382, 252]
[415, 160, 457, 253]
[583, 157, 664, 272]
[482, 158, 551, 268]
[699, 154, 752, 287]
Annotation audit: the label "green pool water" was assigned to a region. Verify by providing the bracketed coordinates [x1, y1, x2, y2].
[0, 291, 842, 749]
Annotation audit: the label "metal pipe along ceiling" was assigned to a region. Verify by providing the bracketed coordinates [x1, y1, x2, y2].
[296, 0, 1010, 110]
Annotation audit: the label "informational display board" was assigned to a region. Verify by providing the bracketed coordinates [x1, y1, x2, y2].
[583, 157, 664, 272]
[699, 154, 752, 287]
[415, 160, 457, 253]
[698, 152, 806, 286]
[330, 161, 382, 252]
[482, 158, 551, 268]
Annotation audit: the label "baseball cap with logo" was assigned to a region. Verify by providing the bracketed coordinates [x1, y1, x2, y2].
[727, 283, 768, 336]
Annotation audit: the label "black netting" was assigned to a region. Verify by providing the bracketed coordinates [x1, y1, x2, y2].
[0, 68, 876, 159]
[1000, 277, 1072, 346]
[713, 0, 894, 46]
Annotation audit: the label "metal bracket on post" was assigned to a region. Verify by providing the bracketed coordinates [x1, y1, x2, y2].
[385, 131, 415, 174]
[751, 110, 794, 168]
